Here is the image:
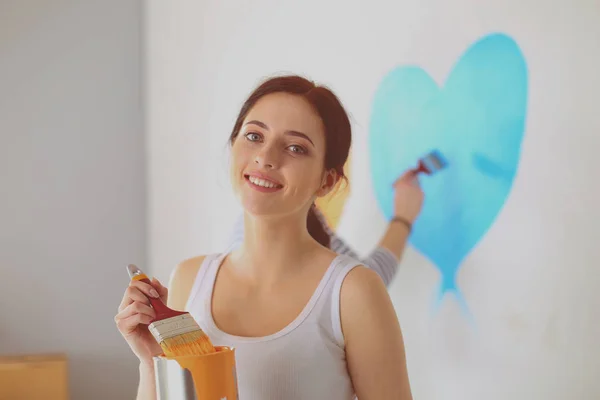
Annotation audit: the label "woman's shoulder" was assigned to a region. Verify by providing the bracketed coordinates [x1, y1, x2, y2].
[341, 265, 384, 296]
[339, 264, 394, 335]
[167, 254, 211, 310]
[337, 262, 410, 398]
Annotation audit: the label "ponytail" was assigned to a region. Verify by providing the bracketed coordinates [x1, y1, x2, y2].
[307, 204, 330, 248]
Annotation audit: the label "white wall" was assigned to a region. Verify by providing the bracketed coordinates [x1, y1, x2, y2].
[0, 1, 145, 398]
[146, 0, 600, 399]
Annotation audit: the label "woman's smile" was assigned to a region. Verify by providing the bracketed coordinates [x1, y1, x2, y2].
[244, 172, 284, 193]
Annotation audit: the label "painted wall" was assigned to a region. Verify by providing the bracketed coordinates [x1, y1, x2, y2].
[145, 0, 600, 398]
[0, 1, 145, 398]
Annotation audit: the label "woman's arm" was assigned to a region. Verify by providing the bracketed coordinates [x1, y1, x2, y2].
[331, 168, 422, 286]
[227, 208, 403, 286]
[324, 208, 407, 287]
[132, 256, 207, 399]
[328, 225, 407, 287]
[341, 266, 413, 400]
[364, 220, 411, 285]
[137, 363, 157, 400]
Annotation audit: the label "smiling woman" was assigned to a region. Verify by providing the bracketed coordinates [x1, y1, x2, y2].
[228, 81, 351, 248]
[116, 75, 413, 400]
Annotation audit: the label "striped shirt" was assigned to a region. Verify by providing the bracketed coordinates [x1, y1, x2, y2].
[225, 209, 400, 287]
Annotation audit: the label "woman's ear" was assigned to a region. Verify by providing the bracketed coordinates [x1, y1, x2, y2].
[316, 169, 338, 197]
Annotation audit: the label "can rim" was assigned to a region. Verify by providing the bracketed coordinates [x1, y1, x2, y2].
[153, 346, 235, 361]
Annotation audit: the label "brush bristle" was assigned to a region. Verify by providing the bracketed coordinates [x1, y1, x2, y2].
[423, 150, 448, 173]
[160, 330, 216, 357]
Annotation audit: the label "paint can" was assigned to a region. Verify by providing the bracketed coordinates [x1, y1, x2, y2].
[153, 356, 196, 400]
[154, 346, 238, 400]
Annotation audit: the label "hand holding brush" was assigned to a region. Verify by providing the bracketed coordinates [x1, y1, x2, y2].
[118, 264, 216, 358]
[115, 274, 169, 364]
[389, 149, 448, 231]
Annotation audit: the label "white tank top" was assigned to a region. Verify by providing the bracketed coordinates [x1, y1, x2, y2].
[185, 252, 361, 400]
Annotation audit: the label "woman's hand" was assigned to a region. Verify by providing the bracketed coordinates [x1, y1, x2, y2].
[115, 277, 168, 365]
[392, 169, 424, 223]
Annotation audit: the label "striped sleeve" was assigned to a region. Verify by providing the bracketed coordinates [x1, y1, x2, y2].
[359, 247, 399, 287]
[330, 233, 399, 287]
[226, 210, 400, 287]
[312, 207, 400, 287]
[329, 234, 359, 259]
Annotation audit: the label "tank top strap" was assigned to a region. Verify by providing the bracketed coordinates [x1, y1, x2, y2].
[185, 253, 225, 314]
[187, 252, 363, 351]
[310, 254, 363, 349]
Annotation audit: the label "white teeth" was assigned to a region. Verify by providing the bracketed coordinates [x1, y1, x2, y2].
[249, 176, 279, 188]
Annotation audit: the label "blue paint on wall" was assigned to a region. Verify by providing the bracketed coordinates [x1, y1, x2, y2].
[369, 33, 528, 310]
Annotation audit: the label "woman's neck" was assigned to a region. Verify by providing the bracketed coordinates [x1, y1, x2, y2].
[233, 212, 316, 282]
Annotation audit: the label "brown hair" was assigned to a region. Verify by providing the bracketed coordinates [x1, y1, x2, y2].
[229, 75, 351, 248]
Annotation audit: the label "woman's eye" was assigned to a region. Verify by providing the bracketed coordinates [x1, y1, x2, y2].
[289, 145, 306, 154]
[245, 132, 262, 142]
[288, 145, 307, 154]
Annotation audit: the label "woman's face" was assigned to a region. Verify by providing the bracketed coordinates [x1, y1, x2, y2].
[230, 92, 334, 218]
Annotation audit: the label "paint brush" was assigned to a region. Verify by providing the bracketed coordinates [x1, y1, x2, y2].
[416, 149, 449, 175]
[126, 264, 216, 357]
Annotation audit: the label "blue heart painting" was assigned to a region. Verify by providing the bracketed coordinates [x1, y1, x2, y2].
[369, 33, 528, 310]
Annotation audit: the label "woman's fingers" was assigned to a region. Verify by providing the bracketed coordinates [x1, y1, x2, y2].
[116, 278, 167, 336]
[116, 301, 156, 320]
[118, 285, 151, 312]
[115, 301, 156, 333]
[129, 280, 161, 299]
[393, 168, 420, 187]
[116, 312, 155, 335]
[150, 277, 169, 303]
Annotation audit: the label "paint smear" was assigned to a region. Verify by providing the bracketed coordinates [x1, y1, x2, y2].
[369, 33, 528, 313]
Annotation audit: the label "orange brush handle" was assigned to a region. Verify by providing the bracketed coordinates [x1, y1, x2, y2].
[131, 274, 187, 323]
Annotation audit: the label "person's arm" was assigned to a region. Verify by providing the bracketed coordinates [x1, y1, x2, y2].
[339, 168, 423, 285]
[380, 168, 422, 261]
[137, 363, 157, 400]
[324, 212, 407, 287]
[327, 223, 408, 287]
[363, 220, 411, 285]
[376, 220, 411, 260]
[342, 266, 413, 399]
[132, 256, 207, 399]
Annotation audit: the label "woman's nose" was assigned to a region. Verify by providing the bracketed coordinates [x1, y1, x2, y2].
[254, 146, 278, 169]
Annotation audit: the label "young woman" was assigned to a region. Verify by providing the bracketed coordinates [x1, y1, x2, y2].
[225, 167, 424, 287]
[115, 75, 414, 399]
